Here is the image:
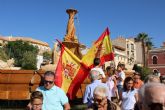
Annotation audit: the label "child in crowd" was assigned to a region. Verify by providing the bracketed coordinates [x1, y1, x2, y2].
[106, 66, 119, 102]
[30, 91, 43, 110]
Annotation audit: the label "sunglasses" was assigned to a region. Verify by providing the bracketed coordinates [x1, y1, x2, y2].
[44, 80, 54, 84]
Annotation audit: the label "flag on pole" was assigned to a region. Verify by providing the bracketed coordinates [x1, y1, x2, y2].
[55, 41, 89, 99]
[82, 28, 114, 67]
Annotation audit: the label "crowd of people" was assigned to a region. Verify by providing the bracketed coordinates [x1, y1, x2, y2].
[27, 58, 165, 110]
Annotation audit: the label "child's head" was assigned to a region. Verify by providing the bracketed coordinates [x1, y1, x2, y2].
[117, 64, 125, 72]
[30, 91, 43, 110]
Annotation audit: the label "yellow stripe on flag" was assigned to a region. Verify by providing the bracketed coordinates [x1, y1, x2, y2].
[82, 28, 114, 67]
[60, 46, 81, 93]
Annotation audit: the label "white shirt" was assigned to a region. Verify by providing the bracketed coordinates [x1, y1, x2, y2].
[106, 76, 116, 100]
[117, 71, 125, 86]
[122, 89, 137, 110]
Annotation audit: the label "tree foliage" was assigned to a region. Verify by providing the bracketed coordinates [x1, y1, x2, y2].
[135, 33, 153, 67]
[0, 48, 9, 61]
[43, 51, 52, 61]
[22, 51, 37, 70]
[133, 64, 151, 80]
[4, 40, 39, 69]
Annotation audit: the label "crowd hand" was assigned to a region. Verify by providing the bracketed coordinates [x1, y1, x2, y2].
[26, 103, 32, 110]
[114, 75, 118, 79]
[98, 97, 107, 107]
[118, 100, 122, 107]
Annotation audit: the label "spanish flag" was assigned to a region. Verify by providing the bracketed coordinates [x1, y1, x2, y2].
[55, 41, 89, 99]
[82, 28, 114, 67]
[55, 28, 114, 99]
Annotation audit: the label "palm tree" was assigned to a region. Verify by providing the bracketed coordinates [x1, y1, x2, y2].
[135, 33, 153, 67]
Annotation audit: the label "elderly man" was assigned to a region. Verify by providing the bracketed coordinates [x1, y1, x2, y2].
[36, 71, 70, 110]
[139, 83, 165, 110]
[83, 69, 108, 107]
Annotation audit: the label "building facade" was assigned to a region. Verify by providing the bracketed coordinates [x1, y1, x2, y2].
[111, 37, 136, 70]
[148, 42, 165, 76]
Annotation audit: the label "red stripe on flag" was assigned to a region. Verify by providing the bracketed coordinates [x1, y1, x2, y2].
[95, 28, 110, 44]
[54, 46, 64, 88]
[67, 65, 90, 100]
[100, 52, 114, 65]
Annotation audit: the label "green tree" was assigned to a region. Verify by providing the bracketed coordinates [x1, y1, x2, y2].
[135, 33, 153, 67]
[133, 64, 151, 80]
[4, 40, 38, 69]
[22, 51, 37, 70]
[43, 51, 52, 61]
[0, 48, 9, 61]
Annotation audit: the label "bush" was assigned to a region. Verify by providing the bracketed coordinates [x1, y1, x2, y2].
[21, 51, 37, 70]
[4, 40, 39, 69]
[43, 51, 52, 61]
[133, 64, 151, 80]
[0, 48, 9, 61]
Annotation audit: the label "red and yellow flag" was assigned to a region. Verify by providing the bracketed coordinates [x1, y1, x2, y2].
[55, 42, 89, 99]
[82, 28, 114, 67]
[55, 28, 114, 99]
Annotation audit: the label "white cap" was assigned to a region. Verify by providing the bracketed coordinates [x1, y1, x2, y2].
[91, 67, 105, 78]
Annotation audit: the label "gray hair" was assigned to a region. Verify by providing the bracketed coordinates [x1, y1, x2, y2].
[93, 86, 107, 98]
[90, 70, 100, 81]
[139, 83, 165, 110]
[144, 74, 160, 83]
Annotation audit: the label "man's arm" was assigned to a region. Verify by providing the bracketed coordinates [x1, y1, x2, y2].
[83, 86, 89, 104]
[64, 103, 70, 110]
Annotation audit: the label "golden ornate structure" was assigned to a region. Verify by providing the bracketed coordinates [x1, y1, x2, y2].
[63, 8, 85, 59]
[64, 9, 78, 43]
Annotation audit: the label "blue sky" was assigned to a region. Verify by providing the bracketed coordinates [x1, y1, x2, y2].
[0, 0, 165, 48]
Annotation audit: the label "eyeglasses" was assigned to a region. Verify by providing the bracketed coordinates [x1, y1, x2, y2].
[33, 103, 43, 106]
[44, 80, 54, 84]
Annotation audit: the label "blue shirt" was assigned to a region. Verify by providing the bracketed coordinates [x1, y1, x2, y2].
[36, 85, 69, 110]
[83, 80, 108, 106]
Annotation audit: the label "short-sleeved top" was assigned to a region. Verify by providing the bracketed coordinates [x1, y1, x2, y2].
[122, 89, 137, 110]
[106, 77, 116, 100]
[36, 85, 69, 110]
[117, 71, 125, 86]
[83, 80, 108, 107]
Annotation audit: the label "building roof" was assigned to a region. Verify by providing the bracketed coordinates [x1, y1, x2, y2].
[149, 48, 165, 53]
[112, 36, 126, 50]
[0, 36, 49, 47]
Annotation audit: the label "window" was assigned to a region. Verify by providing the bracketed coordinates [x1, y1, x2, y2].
[127, 44, 129, 48]
[153, 56, 158, 64]
[131, 43, 134, 50]
[127, 51, 129, 56]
